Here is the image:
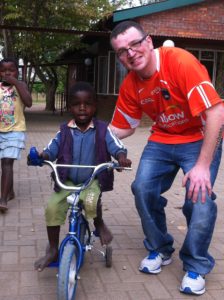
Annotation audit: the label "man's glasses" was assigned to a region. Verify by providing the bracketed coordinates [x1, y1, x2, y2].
[116, 35, 148, 58]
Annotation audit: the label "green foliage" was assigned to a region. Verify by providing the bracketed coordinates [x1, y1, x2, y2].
[0, 0, 122, 108]
[33, 82, 45, 94]
[1, 0, 119, 67]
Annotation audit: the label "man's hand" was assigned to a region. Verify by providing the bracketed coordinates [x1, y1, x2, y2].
[182, 165, 212, 203]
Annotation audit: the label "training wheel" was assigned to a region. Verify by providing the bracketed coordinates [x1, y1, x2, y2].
[105, 245, 113, 268]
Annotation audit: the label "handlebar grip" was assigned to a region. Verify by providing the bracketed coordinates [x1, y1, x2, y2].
[28, 147, 44, 166]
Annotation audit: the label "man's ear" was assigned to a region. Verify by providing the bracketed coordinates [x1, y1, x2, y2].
[146, 35, 154, 50]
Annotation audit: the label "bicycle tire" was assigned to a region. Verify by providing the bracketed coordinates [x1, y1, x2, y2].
[57, 243, 79, 300]
[105, 245, 113, 268]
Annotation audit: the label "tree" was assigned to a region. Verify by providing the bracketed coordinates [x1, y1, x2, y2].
[0, 0, 123, 110]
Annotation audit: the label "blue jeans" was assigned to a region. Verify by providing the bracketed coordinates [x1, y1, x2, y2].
[131, 140, 222, 275]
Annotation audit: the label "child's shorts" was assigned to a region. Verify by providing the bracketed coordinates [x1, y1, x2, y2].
[45, 179, 101, 226]
[0, 131, 26, 159]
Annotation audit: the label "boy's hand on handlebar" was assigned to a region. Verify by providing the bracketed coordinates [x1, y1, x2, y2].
[117, 152, 132, 170]
[27, 147, 46, 166]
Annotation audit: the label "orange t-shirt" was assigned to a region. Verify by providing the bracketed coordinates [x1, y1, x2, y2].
[111, 47, 222, 144]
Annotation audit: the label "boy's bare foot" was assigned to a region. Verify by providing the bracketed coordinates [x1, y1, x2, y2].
[95, 220, 113, 246]
[8, 191, 15, 201]
[34, 247, 58, 272]
[0, 199, 8, 213]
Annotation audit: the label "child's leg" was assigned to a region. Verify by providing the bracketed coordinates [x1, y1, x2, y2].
[0, 158, 14, 212]
[8, 176, 15, 201]
[93, 196, 113, 246]
[34, 185, 70, 272]
[34, 226, 60, 272]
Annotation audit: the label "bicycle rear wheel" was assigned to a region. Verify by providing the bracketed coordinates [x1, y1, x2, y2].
[57, 243, 79, 300]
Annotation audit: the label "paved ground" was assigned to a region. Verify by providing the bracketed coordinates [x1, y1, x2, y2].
[1, 106, 224, 299]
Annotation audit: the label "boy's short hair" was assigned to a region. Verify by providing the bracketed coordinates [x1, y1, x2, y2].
[110, 21, 146, 42]
[69, 81, 96, 102]
[0, 57, 19, 69]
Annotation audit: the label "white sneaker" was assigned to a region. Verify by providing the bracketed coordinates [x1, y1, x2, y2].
[139, 251, 172, 274]
[180, 271, 205, 295]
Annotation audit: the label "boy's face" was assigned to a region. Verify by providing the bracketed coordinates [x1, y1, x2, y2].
[69, 90, 96, 127]
[0, 62, 18, 86]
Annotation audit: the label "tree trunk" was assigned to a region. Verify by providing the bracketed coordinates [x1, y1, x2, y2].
[45, 82, 57, 111]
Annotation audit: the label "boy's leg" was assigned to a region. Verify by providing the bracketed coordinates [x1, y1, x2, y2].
[93, 197, 113, 246]
[34, 226, 60, 272]
[34, 186, 70, 271]
[0, 158, 14, 212]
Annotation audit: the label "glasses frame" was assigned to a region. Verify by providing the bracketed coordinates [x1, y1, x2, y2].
[116, 35, 148, 59]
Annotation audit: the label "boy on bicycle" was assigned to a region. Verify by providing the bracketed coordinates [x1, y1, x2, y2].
[34, 81, 132, 272]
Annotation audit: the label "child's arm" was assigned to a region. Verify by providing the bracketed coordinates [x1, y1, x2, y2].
[106, 127, 132, 168]
[39, 151, 50, 160]
[3, 75, 32, 107]
[42, 131, 61, 161]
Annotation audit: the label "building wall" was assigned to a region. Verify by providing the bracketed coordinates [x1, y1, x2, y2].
[96, 95, 116, 121]
[96, 95, 152, 127]
[138, 0, 224, 42]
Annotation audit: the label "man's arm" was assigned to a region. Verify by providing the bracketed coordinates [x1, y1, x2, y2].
[109, 124, 135, 139]
[182, 102, 224, 203]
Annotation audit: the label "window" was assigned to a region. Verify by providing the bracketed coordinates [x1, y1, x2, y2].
[216, 52, 224, 98]
[188, 48, 224, 97]
[97, 52, 127, 95]
[97, 56, 108, 94]
[115, 56, 127, 94]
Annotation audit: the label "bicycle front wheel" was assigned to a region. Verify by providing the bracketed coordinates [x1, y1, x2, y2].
[57, 243, 79, 300]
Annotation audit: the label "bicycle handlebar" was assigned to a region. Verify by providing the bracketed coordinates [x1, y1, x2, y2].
[28, 146, 131, 193]
[42, 160, 132, 193]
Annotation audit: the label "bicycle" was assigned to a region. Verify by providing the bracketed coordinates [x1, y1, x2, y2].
[28, 147, 131, 300]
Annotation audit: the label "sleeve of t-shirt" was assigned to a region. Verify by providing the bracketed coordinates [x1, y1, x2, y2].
[171, 49, 221, 117]
[111, 76, 143, 129]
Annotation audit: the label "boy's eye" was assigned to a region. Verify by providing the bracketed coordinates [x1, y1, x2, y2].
[71, 102, 93, 107]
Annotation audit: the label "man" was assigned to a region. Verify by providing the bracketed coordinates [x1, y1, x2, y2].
[109, 20, 224, 295]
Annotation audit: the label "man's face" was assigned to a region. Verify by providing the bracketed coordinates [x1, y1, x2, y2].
[111, 27, 154, 77]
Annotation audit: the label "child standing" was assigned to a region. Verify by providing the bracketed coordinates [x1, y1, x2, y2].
[0, 58, 32, 212]
[33, 81, 132, 272]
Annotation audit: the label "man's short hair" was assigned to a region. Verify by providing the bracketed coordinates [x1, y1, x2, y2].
[110, 21, 146, 42]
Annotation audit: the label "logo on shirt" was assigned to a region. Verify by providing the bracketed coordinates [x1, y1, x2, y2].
[138, 88, 145, 94]
[141, 97, 154, 105]
[157, 105, 189, 128]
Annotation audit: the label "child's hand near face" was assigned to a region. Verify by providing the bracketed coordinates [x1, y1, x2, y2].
[1, 75, 18, 86]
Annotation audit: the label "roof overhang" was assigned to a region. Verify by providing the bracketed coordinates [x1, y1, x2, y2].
[113, 0, 205, 22]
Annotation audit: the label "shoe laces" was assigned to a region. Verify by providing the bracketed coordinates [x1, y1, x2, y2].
[187, 271, 200, 279]
[148, 251, 159, 259]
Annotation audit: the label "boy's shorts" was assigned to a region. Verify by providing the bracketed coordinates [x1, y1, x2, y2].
[0, 131, 25, 159]
[45, 179, 101, 226]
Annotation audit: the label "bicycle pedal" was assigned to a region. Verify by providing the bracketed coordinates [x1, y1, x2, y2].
[47, 261, 59, 268]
